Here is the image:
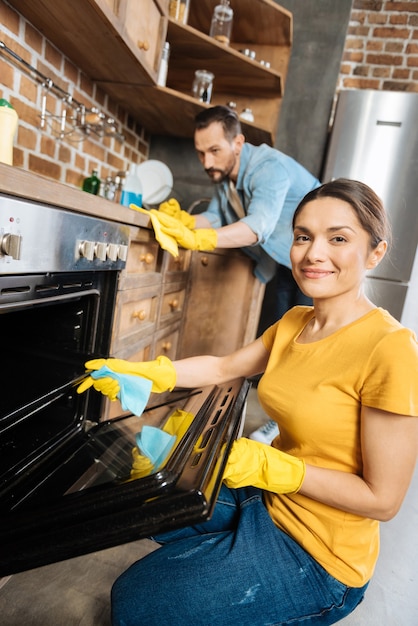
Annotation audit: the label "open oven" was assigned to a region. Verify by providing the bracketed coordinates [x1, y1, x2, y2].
[0, 195, 249, 576]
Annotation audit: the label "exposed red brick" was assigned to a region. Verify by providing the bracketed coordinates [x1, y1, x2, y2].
[382, 80, 418, 92]
[373, 27, 410, 38]
[44, 41, 63, 72]
[353, 65, 370, 76]
[342, 77, 380, 89]
[24, 23, 43, 54]
[367, 13, 388, 24]
[366, 53, 404, 65]
[29, 153, 61, 179]
[406, 42, 418, 53]
[17, 126, 37, 150]
[353, 1, 383, 10]
[372, 67, 391, 77]
[385, 41, 406, 52]
[390, 15, 408, 25]
[385, 2, 418, 12]
[366, 40, 384, 51]
[392, 68, 410, 78]
[0, 2, 20, 34]
[0, 58, 14, 89]
[407, 55, 418, 66]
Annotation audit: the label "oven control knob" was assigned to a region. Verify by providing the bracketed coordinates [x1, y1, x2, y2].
[118, 244, 128, 262]
[106, 243, 119, 262]
[94, 242, 107, 261]
[78, 240, 95, 261]
[0, 232, 22, 259]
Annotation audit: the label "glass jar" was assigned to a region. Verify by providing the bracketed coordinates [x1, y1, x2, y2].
[169, 0, 190, 24]
[209, 0, 233, 45]
[192, 70, 214, 104]
[240, 108, 254, 123]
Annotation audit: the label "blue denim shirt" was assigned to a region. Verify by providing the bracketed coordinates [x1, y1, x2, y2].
[200, 143, 321, 283]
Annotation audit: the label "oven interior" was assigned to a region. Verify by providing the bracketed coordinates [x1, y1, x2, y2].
[0, 271, 249, 576]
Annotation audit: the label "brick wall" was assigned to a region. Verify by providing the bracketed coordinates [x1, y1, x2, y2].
[338, 0, 418, 92]
[0, 0, 150, 190]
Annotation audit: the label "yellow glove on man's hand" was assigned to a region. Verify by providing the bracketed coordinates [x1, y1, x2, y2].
[77, 355, 177, 396]
[155, 211, 217, 252]
[223, 437, 305, 494]
[159, 198, 196, 229]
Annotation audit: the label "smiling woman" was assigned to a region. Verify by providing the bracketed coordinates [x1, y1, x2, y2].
[79, 178, 418, 626]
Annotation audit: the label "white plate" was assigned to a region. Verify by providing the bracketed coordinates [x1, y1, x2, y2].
[136, 160, 173, 204]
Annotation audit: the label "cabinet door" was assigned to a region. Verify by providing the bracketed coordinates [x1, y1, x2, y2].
[178, 250, 264, 358]
[118, 0, 167, 76]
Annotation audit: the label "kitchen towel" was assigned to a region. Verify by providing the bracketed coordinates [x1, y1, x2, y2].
[129, 204, 179, 257]
[91, 365, 153, 416]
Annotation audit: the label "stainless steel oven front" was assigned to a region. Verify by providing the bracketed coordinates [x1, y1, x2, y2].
[0, 194, 249, 576]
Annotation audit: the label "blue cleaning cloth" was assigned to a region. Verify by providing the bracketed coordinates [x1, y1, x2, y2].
[135, 426, 176, 469]
[91, 365, 153, 416]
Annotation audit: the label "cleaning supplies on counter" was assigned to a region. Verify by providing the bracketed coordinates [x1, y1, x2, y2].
[82, 169, 101, 195]
[209, 0, 233, 45]
[0, 99, 18, 166]
[120, 163, 143, 207]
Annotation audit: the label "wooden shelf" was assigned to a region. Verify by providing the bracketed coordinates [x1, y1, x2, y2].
[8, 0, 292, 145]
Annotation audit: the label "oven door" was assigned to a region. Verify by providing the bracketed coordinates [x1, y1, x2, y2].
[0, 378, 249, 576]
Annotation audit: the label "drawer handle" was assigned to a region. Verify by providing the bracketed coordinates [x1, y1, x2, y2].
[140, 253, 154, 265]
[132, 309, 146, 321]
[137, 40, 150, 51]
[169, 299, 179, 311]
[162, 341, 172, 352]
[201, 256, 209, 266]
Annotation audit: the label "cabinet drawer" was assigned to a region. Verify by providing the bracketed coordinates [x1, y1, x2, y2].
[160, 285, 186, 326]
[164, 248, 191, 274]
[112, 287, 160, 352]
[154, 326, 180, 360]
[126, 239, 161, 275]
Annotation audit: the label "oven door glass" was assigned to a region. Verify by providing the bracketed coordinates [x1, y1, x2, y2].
[0, 377, 249, 576]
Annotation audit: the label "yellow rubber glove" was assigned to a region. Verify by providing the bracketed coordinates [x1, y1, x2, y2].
[77, 355, 177, 396]
[130, 204, 179, 258]
[159, 198, 196, 229]
[223, 437, 306, 494]
[155, 211, 217, 252]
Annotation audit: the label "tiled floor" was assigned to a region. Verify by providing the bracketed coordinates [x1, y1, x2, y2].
[1, 387, 417, 625]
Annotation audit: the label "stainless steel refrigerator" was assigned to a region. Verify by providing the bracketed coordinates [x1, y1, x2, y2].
[322, 89, 418, 332]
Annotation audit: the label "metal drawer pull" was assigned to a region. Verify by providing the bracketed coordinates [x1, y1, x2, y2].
[140, 253, 154, 264]
[162, 341, 172, 351]
[169, 299, 179, 311]
[132, 309, 146, 321]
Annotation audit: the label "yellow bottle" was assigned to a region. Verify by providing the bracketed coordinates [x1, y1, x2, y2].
[0, 99, 18, 166]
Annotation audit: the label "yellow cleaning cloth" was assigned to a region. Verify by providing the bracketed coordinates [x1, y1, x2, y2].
[130, 204, 179, 258]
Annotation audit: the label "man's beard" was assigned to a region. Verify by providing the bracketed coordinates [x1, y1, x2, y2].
[205, 154, 236, 184]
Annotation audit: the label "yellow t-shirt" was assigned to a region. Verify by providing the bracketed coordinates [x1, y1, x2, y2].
[260, 306, 418, 587]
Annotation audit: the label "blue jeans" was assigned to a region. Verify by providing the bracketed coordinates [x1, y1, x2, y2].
[111, 486, 368, 625]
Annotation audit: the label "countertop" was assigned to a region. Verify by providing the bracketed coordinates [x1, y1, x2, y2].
[0, 163, 150, 229]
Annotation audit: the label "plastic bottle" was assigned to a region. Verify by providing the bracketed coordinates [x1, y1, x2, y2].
[82, 169, 101, 195]
[120, 164, 143, 207]
[209, 0, 233, 46]
[0, 99, 18, 166]
[157, 42, 170, 87]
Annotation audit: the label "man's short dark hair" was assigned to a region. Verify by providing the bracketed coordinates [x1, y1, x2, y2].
[195, 105, 242, 142]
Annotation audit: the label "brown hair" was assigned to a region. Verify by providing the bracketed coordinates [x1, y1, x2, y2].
[195, 105, 242, 142]
[292, 178, 392, 250]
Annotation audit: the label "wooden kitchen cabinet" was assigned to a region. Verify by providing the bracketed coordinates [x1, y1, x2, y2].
[177, 249, 265, 358]
[8, 0, 292, 145]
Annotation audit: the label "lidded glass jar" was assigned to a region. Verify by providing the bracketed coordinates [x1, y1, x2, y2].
[192, 70, 214, 103]
[209, 0, 233, 45]
[169, 0, 190, 24]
